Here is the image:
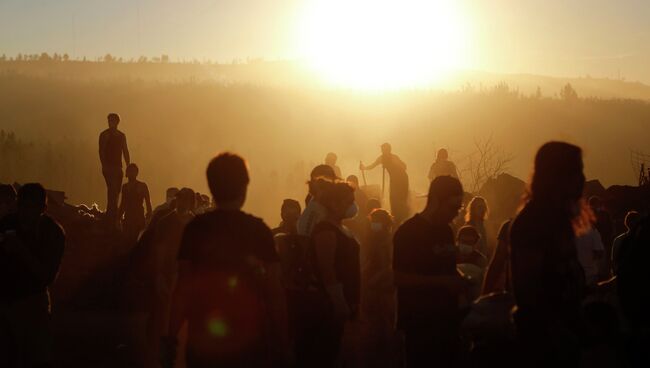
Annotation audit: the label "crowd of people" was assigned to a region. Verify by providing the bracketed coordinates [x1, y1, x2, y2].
[0, 113, 649, 368]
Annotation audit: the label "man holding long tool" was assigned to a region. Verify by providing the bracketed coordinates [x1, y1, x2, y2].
[360, 143, 410, 224]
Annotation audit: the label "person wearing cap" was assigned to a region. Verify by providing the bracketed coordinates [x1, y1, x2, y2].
[360, 143, 410, 225]
[99, 112, 130, 228]
[297, 165, 337, 236]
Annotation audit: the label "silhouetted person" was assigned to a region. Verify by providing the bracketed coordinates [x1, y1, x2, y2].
[510, 142, 588, 367]
[297, 164, 337, 236]
[99, 112, 130, 227]
[362, 208, 396, 368]
[346, 175, 369, 217]
[0, 183, 65, 368]
[119, 163, 152, 244]
[393, 176, 466, 368]
[360, 143, 410, 225]
[325, 152, 342, 178]
[0, 184, 17, 220]
[152, 187, 179, 219]
[272, 199, 301, 236]
[482, 220, 512, 295]
[428, 148, 459, 181]
[162, 153, 289, 368]
[295, 181, 360, 368]
[465, 196, 490, 257]
[611, 210, 640, 275]
[147, 188, 196, 367]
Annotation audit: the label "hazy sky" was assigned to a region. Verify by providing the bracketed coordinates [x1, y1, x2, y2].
[2, 0, 650, 82]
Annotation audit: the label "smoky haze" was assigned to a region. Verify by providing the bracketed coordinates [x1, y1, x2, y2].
[1, 58, 649, 225]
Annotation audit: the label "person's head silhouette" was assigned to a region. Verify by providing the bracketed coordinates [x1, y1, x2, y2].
[436, 148, 449, 162]
[125, 163, 139, 181]
[166, 187, 180, 204]
[466, 196, 488, 222]
[531, 141, 585, 205]
[107, 113, 120, 130]
[381, 142, 392, 156]
[281, 199, 301, 224]
[206, 153, 250, 210]
[346, 175, 360, 190]
[425, 175, 464, 223]
[325, 152, 338, 166]
[175, 187, 196, 213]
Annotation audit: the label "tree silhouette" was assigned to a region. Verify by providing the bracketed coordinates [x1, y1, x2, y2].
[560, 83, 578, 101]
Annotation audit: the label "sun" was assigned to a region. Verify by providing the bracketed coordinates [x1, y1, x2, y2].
[297, 0, 469, 90]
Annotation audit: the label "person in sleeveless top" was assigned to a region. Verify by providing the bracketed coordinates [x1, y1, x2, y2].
[119, 163, 152, 244]
[294, 181, 360, 368]
[99, 113, 130, 229]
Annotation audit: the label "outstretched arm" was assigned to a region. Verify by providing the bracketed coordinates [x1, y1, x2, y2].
[361, 156, 382, 171]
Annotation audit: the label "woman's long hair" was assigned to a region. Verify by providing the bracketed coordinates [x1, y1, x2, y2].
[526, 141, 593, 235]
[465, 196, 488, 223]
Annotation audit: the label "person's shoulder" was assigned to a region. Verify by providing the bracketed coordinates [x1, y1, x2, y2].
[394, 215, 421, 237]
[41, 215, 65, 237]
[241, 211, 272, 232]
[99, 129, 109, 136]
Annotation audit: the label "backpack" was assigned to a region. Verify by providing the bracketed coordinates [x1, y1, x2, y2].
[274, 233, 319, 291]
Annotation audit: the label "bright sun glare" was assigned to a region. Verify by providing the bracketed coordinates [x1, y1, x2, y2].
[298, 0, 469, 90]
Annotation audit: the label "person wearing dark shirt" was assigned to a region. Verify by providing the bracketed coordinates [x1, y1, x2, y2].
[295, 181, 360, 368]
[162, 153, 289, 368]
[99, 112, 130, 228]
[510, 142, 588, 367]
[119, 163, 152, 244]
[0, 183, 65, 367]
[272, 199, 301, 236]
[360, 143, 410, 225]
[393, 175, 466, 368]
